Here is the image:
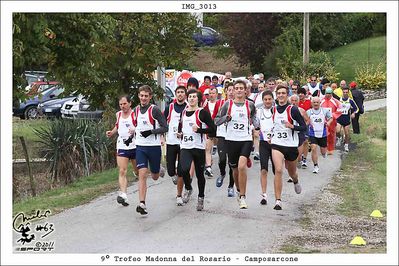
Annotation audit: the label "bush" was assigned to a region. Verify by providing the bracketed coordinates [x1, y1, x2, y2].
[33, 119, 115, 184]
[355, 62, 386, 90]
[277, 50, 340, 85]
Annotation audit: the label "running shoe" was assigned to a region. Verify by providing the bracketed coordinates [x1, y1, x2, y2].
[216, 175, 225, 187]
[116, 193, 129, 206]
[294, 182, 302, 194]
[247, 158, 252, 168]
[273, 200, 282, 210]
[260, 193, 267, 205]
[253, 152, 260, 161]
[227, 187, 235, 197]
[159, 166, 165, 178]
[204, 167, 214, 178]
[287, 178, 293, 183]
[344, 143, 349, 152]
[171, 175, 178, 185]
[239, 197, 248, 209]
[301, 160, 308, 168]
[176, 196, 183, 206]
[182, 189, 193, 203]
[312, 165, 319, 174]
[136, 203, 148, 215]
[196, 197, 204, 211]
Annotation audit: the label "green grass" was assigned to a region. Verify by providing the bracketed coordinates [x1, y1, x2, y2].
[328, 36, 386, 82]
[13, 118, 50, 141]
[13, 118, 50, 159]
[334, 108, 386, 216]
[279, 108, 386, 254]
[13, 164, 137, 216]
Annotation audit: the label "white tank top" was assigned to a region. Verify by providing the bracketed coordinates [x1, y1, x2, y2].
[216, 99, 227, 138]
[257, 107, 274, 142]
[116, 111, 136, 150]
[225, 100, 252, 141]
[308, 108, 327, 138]
[180, 109, 206, 150]
[271, 105, 299, 147]
[135, 105, 161, 146]
[339, 98, 351, 115]
[166, 103, 183, 145]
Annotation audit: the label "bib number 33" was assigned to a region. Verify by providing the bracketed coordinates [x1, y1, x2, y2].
[276, 132, 288, 139]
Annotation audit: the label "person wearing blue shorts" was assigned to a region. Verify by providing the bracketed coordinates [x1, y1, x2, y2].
[336, 87, 358, 152]
[106, 95, 138, 207]
[133, 85, 168, 215]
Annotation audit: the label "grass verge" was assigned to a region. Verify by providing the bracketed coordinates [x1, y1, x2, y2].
[279, 108, 386, 253]
[13, 164, 137, 216]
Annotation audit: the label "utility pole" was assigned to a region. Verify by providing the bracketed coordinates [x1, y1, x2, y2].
[303, 13, 309, 65]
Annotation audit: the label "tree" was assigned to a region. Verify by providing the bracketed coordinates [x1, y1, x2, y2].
[216, 13, 282, 72]
[13, 13, 197, 107]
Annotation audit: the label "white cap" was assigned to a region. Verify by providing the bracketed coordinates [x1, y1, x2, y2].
[204, 88, 210, 95]
[217, 86, 223, 94]
[253, 74, 260, 80]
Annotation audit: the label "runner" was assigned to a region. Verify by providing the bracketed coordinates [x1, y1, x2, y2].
[134, 85, 168, 215]
[215, 80, 259, 209]
[178, 89, 216, 211]
[289, 94, 310, 174]
[215, 82, 236, 197]
[163, 85, 187, 206]
[255, 90, 275, 205]
[321, 87, 343, 155]
[297, 86, 312, 167]
[306, 97, 333, 174]
[271, 84, 306, 210]
[336, 87, 359, 152]
[106, 95, 138, 207]
[202, 86, 222, 178]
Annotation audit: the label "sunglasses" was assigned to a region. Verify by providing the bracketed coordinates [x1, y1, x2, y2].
[311, 80, 317, 82]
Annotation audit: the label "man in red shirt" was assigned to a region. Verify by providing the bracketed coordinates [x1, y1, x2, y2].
[198, 75, 212, 95]
[298, 87, 311, 111]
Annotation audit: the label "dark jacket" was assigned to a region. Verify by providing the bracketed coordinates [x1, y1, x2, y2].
[351, 88, 365, 114]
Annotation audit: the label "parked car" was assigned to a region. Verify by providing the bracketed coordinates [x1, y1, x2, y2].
[193, 26, 222, 46]
[164, 85, 174, 106]
[13, 85, 64, 119]
[37, 95, 76, 118]
[61, 95, 104, 119]
[24, 70, 48, 86]
[60, 95, 83, 119]
[26, 81, 60, 95]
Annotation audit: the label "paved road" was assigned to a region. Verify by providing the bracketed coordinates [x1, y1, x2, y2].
[13, 99, 386, 254]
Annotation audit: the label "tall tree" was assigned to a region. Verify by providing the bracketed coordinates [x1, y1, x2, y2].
[13, 13, 197, 107]
[217, 13, 281, 72]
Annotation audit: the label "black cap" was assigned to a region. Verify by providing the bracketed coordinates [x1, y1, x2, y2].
[293, 80, 300, 86]
[320, 78, 330, 85]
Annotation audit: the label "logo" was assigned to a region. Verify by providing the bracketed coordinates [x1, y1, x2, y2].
[13, 210, 55, 252]
[177, 71, 193, 87]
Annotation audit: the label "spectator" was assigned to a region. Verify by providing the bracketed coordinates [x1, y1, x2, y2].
[349, 81, 364, 134]
[199, 75, 212, 94]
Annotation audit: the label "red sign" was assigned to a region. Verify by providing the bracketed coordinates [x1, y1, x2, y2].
[176, 71, 193, 87]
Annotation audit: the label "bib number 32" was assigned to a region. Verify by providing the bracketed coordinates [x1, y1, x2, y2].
[233, 123, 245, 130]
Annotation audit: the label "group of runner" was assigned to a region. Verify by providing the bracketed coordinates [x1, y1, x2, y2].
[106, 73, 362, 215]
